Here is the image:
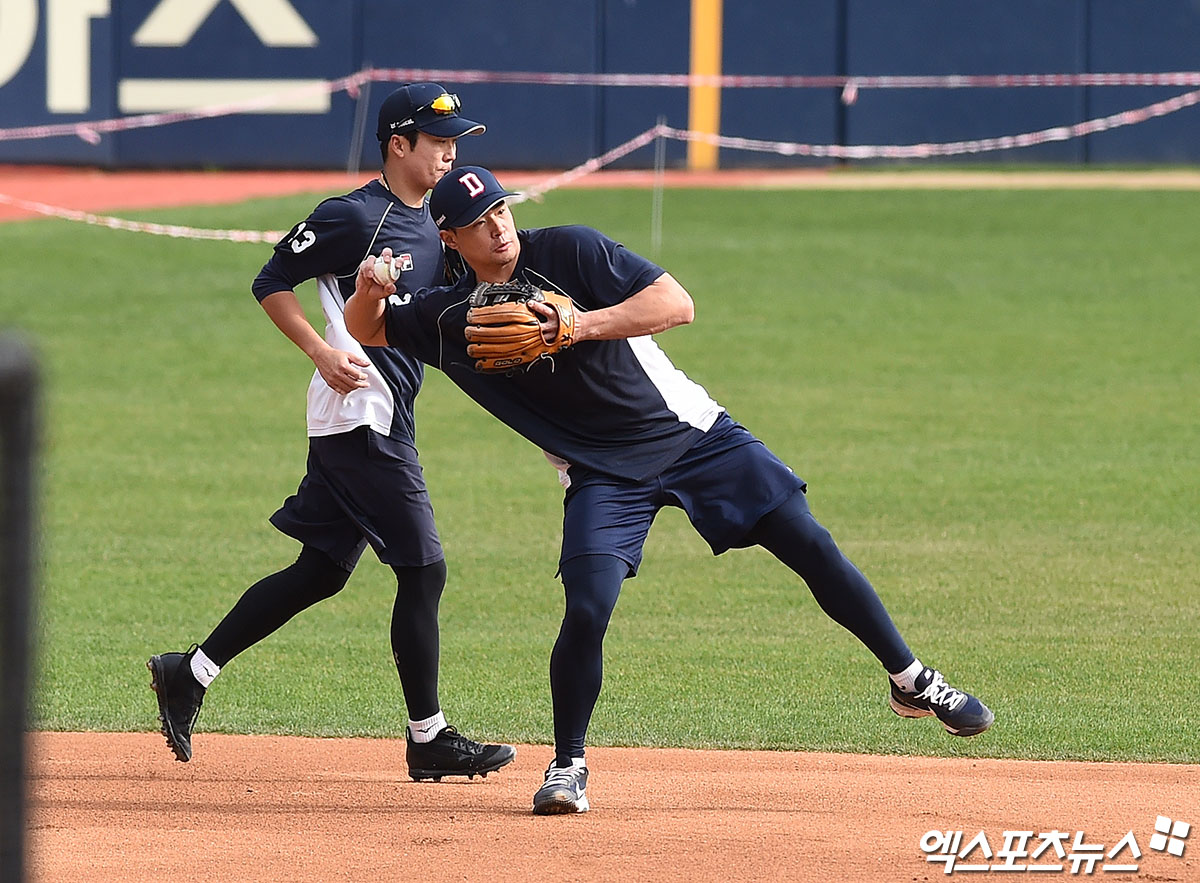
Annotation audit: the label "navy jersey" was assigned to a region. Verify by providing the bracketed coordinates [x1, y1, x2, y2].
[383, 225, 724, 482]
[253, 179, 446, 443]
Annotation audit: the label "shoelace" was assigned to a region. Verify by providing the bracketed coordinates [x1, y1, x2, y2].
[543, 764, 582, 788]
[914, 670, 968, 712]
[436, 726, 482, 756]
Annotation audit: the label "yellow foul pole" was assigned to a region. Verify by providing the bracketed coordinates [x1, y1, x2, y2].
[687, 0, 723, 170]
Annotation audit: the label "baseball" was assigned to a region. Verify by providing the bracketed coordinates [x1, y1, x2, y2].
[373, 255, 401, 285]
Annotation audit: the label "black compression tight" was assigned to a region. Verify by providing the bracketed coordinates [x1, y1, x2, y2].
[200, 547, 448, 721]
[551, 554, 628, 764]
[548, 492, 918, 761]
[389, 559, 447, 721]
[741, 489, 915, 673]
[201, 545, 352, 667]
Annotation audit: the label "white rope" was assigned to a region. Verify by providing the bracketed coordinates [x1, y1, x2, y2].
[0, 192, 284, 242]
[3, 68, 1200, 143]
[2, 84, 1197, 241]
[662, 87, 1200, 160]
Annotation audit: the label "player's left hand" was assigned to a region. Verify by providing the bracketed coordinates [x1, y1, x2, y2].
[527, 299, 561, 344]
[464, 281, 576, 373]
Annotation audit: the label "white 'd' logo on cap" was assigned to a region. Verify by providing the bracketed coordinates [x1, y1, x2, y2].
[459, 172, 486, 197]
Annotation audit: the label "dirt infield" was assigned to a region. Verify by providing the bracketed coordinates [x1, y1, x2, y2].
[13, 165, 1200, 881]
[28, 732, 1199, 882]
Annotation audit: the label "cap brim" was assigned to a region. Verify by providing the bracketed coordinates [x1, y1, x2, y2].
[441, 192, 517, 229]
[419, 117, 486, 138]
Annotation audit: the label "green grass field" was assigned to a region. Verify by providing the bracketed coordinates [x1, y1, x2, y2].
[2, 183, 1197, 763]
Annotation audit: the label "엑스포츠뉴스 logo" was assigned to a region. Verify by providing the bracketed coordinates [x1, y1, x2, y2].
[919, 814, 1190, 875]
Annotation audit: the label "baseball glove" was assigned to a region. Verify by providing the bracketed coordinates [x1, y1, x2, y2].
[464, 280, 576, 373]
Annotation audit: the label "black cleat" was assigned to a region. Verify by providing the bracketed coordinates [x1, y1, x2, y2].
[147, 645, 206, 762]
[406, 726, 516, 781]
[889, 667, 994, 737]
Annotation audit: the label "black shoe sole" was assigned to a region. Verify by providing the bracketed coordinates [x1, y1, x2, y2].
[409, 746, 517, 782]
[147, 656, 191, 763]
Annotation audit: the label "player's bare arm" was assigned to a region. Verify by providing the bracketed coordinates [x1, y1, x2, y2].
[260, 290, 370, 395]
[529, 272, 693, 343]
[345, 249, 398, 347]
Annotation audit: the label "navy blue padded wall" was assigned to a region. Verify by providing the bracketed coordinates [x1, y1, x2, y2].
[0, 3, 117, 166]
[600, 2, 690, 169]
[112, 0, 357, 169]
[843, 1, 1088, 164]
[1085, 0, 1200, 163]
[718, 0, 841, 168]
[360, 0, 602, 170]
[2, 0, 1198, 169]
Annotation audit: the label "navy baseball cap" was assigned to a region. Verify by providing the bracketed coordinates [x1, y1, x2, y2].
[430, 166, 517, 229]
[375, 83, 485, 141]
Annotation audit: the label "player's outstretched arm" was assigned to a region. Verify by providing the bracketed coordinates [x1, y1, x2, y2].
[345, 249, 397, 348]
[260, 290, 370, 395]
[565, 272, 693, 343]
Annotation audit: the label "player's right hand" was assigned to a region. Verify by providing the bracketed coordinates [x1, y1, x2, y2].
[356, 249, 397, 301]
[314, 347, 370, 395]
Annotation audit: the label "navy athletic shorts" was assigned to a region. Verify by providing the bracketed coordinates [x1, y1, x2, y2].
[270, 426, 443, 571]
[559, 413, 806, 575]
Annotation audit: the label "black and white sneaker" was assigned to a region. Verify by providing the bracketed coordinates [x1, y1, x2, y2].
[406, 726, 516, 781]
[532, 760, 590, 815]
[147, 645, 207, 762]
[889, 667, 994, 737]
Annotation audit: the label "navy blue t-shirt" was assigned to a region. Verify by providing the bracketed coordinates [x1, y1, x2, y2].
[382, 225, 725, 481]
[253, 178, 449, 443]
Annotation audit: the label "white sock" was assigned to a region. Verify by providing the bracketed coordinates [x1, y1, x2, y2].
[889, 659, 925, 693]
[189, 648, 220, 688]
[408, 710, 447, 743]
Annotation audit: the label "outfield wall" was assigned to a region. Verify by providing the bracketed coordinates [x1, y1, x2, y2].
[1, 0, 1197, 169]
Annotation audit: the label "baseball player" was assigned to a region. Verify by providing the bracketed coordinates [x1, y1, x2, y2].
[345, 166, 994, 815]
[148, 89, 515, 782]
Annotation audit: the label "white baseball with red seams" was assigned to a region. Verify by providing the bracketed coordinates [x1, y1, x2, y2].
[373, 254, 401, 285]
